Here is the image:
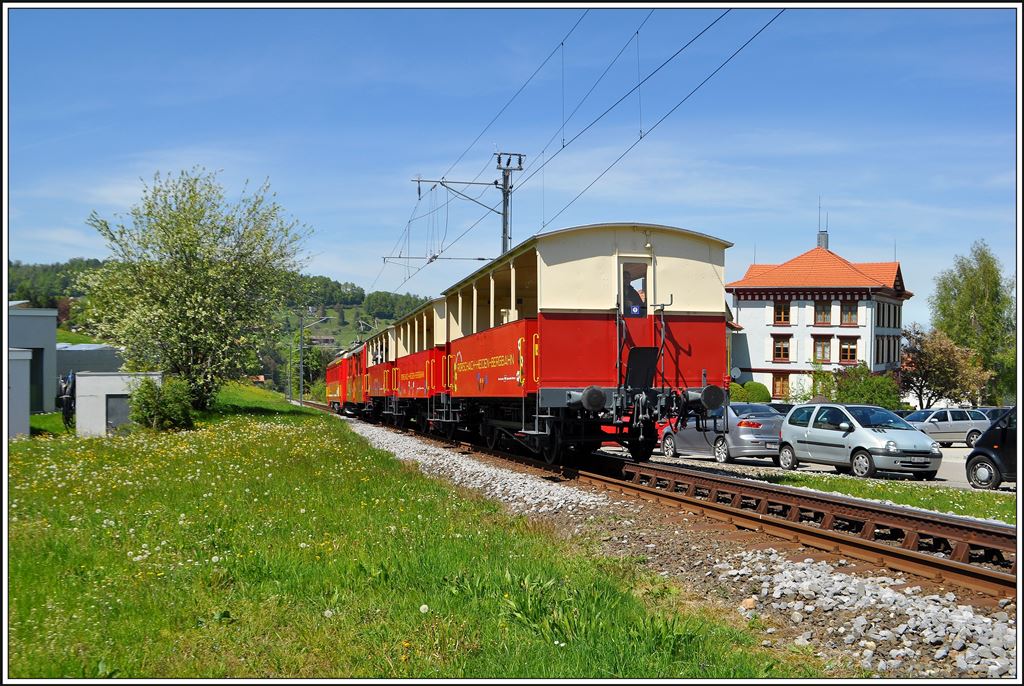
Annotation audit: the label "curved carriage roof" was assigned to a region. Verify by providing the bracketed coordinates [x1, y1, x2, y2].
[442, 222, 732, 296]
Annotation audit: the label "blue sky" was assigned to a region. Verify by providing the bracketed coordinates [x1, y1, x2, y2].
[6, 6, 1019, 328]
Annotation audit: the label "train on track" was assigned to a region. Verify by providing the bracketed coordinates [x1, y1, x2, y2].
[326, 222, 729, 464]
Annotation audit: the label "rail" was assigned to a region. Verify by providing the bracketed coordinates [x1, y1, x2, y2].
[305, 400, 1016, 596]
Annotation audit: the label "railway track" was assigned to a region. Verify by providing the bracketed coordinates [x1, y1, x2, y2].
[305, 400, 1017, 597]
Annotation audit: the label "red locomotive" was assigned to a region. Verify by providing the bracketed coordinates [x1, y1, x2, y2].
[326, 222, 729, 464]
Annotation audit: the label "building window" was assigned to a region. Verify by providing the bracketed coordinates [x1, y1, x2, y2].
[813, 337, 831, 363]
[814, 301, 831, 325]
[896, 305, 901, 329]
[839, 338, 857, 363]
[773, 336, 790, 362]
[841, 301, 857, 325]
[774, 301, 790, 325]
[772, 373, 790, 399]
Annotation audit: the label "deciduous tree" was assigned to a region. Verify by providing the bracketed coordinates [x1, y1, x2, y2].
[81, 168, 309, 408]
[930, 240, 1016, 404]
[900, 324, 991, 409]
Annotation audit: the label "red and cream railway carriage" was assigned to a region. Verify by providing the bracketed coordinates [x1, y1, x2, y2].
[333, 222, 730, 464]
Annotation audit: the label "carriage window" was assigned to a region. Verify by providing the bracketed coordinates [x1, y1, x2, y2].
[622, 262, 648, 317]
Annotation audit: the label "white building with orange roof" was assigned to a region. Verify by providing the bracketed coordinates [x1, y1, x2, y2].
[725, 229, 912, 400]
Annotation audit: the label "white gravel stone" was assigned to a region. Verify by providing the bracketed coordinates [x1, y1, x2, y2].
[344, 418, 609, 514]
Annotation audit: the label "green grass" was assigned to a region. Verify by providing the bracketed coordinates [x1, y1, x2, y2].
[759, 471, 1016, 525]
[8, 384, 814, 679]
[56, 328, 104, 344]
[29, 411, 71, 437]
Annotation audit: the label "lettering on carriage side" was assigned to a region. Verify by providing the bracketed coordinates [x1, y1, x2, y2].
[454, 354, 515, 373]
[400, 371, 426, 382]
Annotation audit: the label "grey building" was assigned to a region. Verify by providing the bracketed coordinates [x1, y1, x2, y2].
[8, 304, 58, 413]
[8, 348, 32, 437]
[57, 343, 124, 377]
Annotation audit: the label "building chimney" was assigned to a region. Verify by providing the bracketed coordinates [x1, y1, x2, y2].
[817, 229, 829, 250]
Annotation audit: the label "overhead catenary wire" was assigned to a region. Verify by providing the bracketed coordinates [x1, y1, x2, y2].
[519, 10, 655, 181]
[377, 11, 591, 294]
[542, 9, 786, 229]
[441, 10, 589, 180]
[517, 8, 731, 193]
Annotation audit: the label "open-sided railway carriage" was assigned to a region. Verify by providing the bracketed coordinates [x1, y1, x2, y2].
[327, 222, 730, 464]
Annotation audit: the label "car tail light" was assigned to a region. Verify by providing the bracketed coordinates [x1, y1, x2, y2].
[736, 420, 763, 428]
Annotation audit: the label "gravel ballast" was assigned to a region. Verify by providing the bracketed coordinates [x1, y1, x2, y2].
[342, 417, 1018, 678]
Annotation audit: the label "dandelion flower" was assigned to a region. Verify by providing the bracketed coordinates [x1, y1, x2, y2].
[419, 604, 429, 613]
[323, 609, 334, 618]
[211, 556, 220, 563]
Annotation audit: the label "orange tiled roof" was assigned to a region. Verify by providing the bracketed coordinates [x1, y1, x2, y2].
[726, 247, 906, 291]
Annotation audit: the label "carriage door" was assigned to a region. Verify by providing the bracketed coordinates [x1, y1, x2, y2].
[620, 258, 651, 318]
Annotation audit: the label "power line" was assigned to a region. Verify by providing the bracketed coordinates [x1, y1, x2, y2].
[440, 10, 589, 180]
[520, 10, 655, 181]
[379, 12, 591, 295]
[517, 9, 731, 193]
[542, 9, 786, 229]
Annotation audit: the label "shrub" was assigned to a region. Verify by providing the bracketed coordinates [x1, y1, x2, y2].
[308, 379, 327, 402]
[728, 384, 748, 402]
[743, 381, 771, 402]
[129, 376, 194, 431]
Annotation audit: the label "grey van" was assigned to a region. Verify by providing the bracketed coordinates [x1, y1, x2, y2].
[779, 404, 943, 479]
[905, 408, 992, 447]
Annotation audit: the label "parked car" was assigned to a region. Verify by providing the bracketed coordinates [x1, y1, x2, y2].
[659, 402, 784, 465]
[779, 403, 942, 479]
[766, 402, 794, 415]
[975, 406, 1013, 423]
[904, 408, 992, 447]
[965, 407, 1017, 490]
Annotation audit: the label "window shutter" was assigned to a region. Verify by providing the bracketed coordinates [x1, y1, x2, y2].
[831, 300, 840, 324]
[793, 337, 801, 362]
[765, 301, 773, 325]
[765, 338, 773, 362]
[858, 301, 867, 327]
[791, 301, 799, 326]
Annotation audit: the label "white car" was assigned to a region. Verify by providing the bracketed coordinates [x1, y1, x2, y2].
[779, 404, 942, 479]
[904, 408, 992, 447]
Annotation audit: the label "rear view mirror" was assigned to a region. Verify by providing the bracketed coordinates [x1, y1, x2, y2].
[928, 417, 939, 423]
[839, 422, 851, 432]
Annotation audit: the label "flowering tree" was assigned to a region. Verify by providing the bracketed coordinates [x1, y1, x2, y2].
[81, 168, 309, 408]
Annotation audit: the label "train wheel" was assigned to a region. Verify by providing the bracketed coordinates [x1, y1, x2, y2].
[542, 424, 563, 465]
[443, 420, 457, 442]
[485, 425, 500, 450]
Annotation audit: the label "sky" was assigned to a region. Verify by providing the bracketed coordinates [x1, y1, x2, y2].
[5, 5, 1020, 330]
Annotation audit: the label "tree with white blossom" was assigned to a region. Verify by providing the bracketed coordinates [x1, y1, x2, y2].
[81, 168, 309, 408]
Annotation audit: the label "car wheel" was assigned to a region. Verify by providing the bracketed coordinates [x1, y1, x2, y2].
[713, 436, 732, 464]
[965, 430, 981, 448]
[850, 450, 877, 479]
[661, 433, 677, 458]
[966, 456, 1003, 490]
[912, 470, 938, 481]
[778, 445, 798, 470]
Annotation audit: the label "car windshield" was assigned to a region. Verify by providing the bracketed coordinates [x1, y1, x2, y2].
[731, 403, 780, 416]
[904, 410, 931, 422]
[848, 406, 915, 430]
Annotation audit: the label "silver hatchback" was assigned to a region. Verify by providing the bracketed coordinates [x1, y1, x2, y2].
[905, 408, 992, 447]
[660, 402, 785, 465]
[779, 404, 943, 479]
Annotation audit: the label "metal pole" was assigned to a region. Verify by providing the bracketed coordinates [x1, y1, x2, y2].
[298, 310, 304, 406]
[501, 165, 511, 255]
[287, 320, 293, 401]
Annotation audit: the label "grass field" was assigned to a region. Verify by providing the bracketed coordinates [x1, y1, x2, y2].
[758, 472, 1017, 525]
[56, 328, 104, 344]
[8, 384, 813, 679]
